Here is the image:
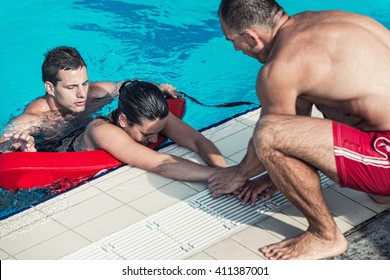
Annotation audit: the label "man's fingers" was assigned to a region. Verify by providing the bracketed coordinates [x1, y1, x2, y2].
[211, 189, 222, 198]
[241, 190, 252, 205]
[7, 131, 35, 152]
[18, 130, 32, 140]
[266, 186, 279, 199]
[25, 144, 37, 152]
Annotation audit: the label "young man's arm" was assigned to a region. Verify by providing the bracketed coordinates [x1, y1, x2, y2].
[88, 81, 179, 99]
[88, 81, 124, 99]
[1, 112, 41, 152]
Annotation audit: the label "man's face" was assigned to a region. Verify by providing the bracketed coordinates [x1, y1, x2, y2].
[53, 67, 89, 113]
[220, 19, 267, 63]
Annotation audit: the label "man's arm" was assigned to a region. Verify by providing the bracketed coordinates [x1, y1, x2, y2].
[88, 81, 124, 99]
[257, 64, 299, 116]
[1, 112, 41, 152]
[207, 65, 300, 197]
[237, 137, 267, 177]
[88, 81, 179, 100]
[207, 137, 266, 197]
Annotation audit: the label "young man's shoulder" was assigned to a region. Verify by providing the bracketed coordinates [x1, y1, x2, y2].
[4, 96, 51, 130]
[23, 96, 51, 116]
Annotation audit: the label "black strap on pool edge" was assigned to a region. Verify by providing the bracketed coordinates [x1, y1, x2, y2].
[179, 91, 258, 108]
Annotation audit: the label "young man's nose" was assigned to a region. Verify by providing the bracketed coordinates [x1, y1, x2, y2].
[76, 85, 86, 98]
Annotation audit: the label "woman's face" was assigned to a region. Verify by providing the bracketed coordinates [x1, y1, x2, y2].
[126, 117, 168, 145]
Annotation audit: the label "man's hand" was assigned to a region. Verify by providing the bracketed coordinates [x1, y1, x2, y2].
[2, 130, 37, 152]
[159, 84, 179, 98]
[237, 173, 278, 205]
[207, 165, 248, 197]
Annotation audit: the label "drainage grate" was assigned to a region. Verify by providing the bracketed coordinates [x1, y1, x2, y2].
[63, 173, 334, 260]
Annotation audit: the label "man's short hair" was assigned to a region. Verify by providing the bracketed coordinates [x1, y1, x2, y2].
[41, 46, 87, 85]
[218, 0, 284, 32]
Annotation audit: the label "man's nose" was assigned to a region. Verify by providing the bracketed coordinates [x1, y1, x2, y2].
[76, 85, 86, 98]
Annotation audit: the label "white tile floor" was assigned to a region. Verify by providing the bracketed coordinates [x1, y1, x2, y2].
[0, 108, 389, 260]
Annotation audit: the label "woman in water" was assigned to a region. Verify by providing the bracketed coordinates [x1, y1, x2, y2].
[69, 80, 227, 181]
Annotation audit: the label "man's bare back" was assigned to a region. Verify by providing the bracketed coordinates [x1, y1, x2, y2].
[262, 10, 390, 131]
[215, 0, 390, 260]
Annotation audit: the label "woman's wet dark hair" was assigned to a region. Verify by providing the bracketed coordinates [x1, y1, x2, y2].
[117, 80, 169, 127]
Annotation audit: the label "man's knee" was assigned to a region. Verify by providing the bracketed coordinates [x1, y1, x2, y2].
[254, 115, 284, 156]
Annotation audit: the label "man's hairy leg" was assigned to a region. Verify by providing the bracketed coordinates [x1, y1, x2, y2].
[254, 115, 347, 259]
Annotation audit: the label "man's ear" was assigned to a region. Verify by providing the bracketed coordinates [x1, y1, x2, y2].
[45, 81, 55, 96]
[118, 113, 128, 128]
[242, 28, 264, 47]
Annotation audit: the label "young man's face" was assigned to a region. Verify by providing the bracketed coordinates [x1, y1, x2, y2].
[52, 67, 89, 113]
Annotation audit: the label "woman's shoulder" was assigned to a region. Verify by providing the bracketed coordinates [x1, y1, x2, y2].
[84, 117, 125, 149]
[86, 118, 118, 136]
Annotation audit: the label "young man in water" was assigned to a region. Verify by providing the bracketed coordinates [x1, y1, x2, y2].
[208, 0, 390, 260]
[0, 46, 176, 152]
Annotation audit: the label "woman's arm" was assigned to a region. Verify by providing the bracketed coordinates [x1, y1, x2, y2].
[83, 120, 218, 181]
[161, 113, 227, 168]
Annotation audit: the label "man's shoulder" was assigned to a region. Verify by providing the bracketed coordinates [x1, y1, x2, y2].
[5, 96, 49, 128]
[23, 96, 51, 116]
[260, 59, 296, 80]
[258, 57, 306, 96]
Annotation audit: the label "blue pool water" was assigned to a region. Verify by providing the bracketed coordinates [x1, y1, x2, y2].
[1, 0, 390, 219]
[0, 0, 261, 131]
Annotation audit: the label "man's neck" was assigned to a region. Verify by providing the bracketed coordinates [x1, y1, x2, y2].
[263, 14, 291, 63]
[44, 93, 77, 119]
[273, 14, 290, 37]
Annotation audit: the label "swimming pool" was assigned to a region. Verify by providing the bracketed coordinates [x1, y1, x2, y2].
[1, 0, 390, 219]
[0, 0, 261, 132]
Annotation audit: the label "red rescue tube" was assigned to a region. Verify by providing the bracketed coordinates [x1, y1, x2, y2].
[0, 97, 186, 191]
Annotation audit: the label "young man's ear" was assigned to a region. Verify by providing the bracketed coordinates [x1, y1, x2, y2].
[44, 81, 55, 96]
[118, 113, 128, 128]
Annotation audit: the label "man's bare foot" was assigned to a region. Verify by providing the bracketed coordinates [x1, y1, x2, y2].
[260, 229, 348, 260]
[369, 194, 390, 204]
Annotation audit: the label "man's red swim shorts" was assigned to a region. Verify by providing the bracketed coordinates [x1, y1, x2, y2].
[333, 122, 390, 195]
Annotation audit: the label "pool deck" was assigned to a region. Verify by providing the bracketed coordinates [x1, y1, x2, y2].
[1, 107, 389, 260]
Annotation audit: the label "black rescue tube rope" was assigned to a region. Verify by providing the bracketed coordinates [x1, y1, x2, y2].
[179, 91, 259, 108]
